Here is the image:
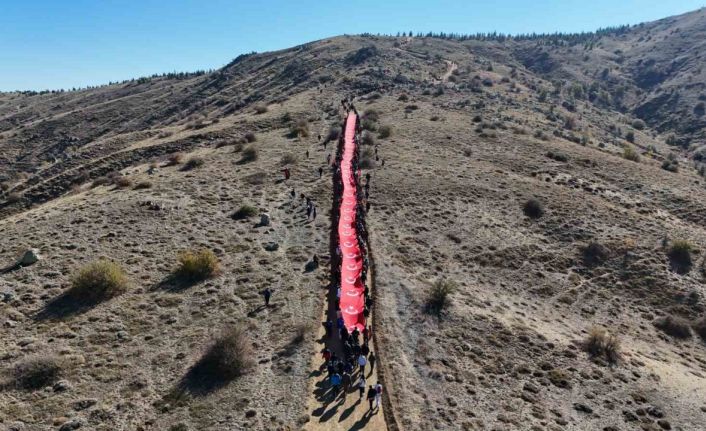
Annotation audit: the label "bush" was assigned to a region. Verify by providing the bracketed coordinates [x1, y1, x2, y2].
[69, 260, 128, 303]
[6, 192, 23, 203]
[584, 327, 620, 364]
[288, 120, 309, 138]
[182, 157, 205, 171]
[114, 176, 132, 188]
[654, 315, 692, 339]
[363, 109, 379, 122]
[625, 131, 635, 143]
[546, 151, 568, 162]
[668, 240, 693, 270]
[397, 94, 409, 102]
[167, 153, 183, 166]
[197, 326, 254, 381]
[11, 356, 62, 390]
[280, 153, 297, 166]
[425, 279, 457, 315]
[326, 127, 340, 143]
[176, 249, 219, 281]
[133, 181, 153, 190]
[582, 242, 609, 266]
[254, 104, 268, 114]
[361, 132, 375, 147]
[523, 199, 544, 219]
[232, 205, 258, 220]
[693, 317, 706, 342]
[661, 159, 679, 172]
[564, 116, 577, 130]
[244, 132, 257, 143]
[632, 119, 646, 130]
[91, 176, 111, 188]
[378, 125, 392, 139]
[240, 146, 258, 163]
[623, 146, 640, 162]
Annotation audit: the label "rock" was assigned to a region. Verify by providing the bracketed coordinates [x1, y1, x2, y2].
[647, 406, 664, 418]
[657, 419, 671, 430]
[263, 242, 279, 252]
[623, 410, 639, 422]
[73, 399, 97, 410]
[523, 382, 540, 394]
[245, 409, 257, 418]
[58, 419, 82, 431]
[53, 380, 71, 392]
[260, 213, 270, 226]
[18, 249, 40, 266]
[574, 403, 593, 414]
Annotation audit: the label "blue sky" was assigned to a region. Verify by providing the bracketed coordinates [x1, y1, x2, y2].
[1, 0, 703, 91]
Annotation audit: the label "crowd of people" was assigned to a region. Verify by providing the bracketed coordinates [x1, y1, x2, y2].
[318, 101, 383, 414]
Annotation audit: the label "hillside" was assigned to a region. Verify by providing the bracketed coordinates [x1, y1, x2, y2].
[2, 8, 706, 431]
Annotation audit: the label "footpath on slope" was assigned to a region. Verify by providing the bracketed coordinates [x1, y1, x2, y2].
[303, 111, 388, 431]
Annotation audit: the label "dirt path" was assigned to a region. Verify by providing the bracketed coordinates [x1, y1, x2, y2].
[440, 60, 458, 82]
[301, 111, 388, 431]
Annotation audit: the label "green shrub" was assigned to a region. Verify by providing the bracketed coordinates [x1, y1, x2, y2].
[546, 151, 568, 162]
[363, 109, 379, 122]
[378, 125, 392, 139]
[361, 132, 375, 147]
[425, 279, 457, 315]
[11, 356, 62, 390]
[114, 176, 132, 188]
[133, 181, 153, 190]
[523, 199, 544, 219]
[69, 260, 128, 303]
[288, 120, 309, 138]
[625, 131, 635, 143]
[632, 119, 646, 130]
[176, 249, 219, 281]
[232, 205, 258, 220]
[326, 127, 340, 142]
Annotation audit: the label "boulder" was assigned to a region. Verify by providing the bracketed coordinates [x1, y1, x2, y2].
[260, 213, 271, 226]
[18, 249, 40, 266]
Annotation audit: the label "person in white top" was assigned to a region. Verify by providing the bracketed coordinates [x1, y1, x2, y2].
[374, 383, 383, 409]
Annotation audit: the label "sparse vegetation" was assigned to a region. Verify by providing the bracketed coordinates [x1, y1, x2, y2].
[632, 119, 646, 130]
[623, 146, 640, 162]
[133, 181, 153, 190]
[182, 157, 205, 171]
[668, 239, 693, 271]
[176, 249, 219, 281]
[196, 326, 254, 381]
[326, 127, 340, 142]
[546, 151, 569, 162]
[654, 315, 692, 339]
[582, 242, 609, 266]
[523, 199, 544, 219]
[91, 176, 111, 188]
[6, 192, 23, 203]
[584, 327, 621, 364]
[244, 132, 257, 143]
[10, 356, 62, 390]
[361, 131, 375, 146]
[280, 153, 297, 166]
[114, 176, 132, 188]
[378, 125, 392, 139]
[240, 146, 258, 163]
[68, 260, 128, 303]
[232, 204, 258, 220]
[254, 104, 268, 114]
[288, 120, 310, 138]
[167, 153, 183, 166]
[425, 279, 457, 315]
[693, 317, 706, 342]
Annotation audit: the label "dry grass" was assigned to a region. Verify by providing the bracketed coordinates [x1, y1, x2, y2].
[623, 146, 640, 162]
[254, 104, 268, 114]
[9, 356, 62, 390]
[114, 176, 132, 188]
[176, 249, 219, 281]
[288, 120, 310, 138]
[378, 125, 392, 139]
[133, 181, 153, 190]
[244, 132, 257, 143]
[280, 153, 297, 166]
[584, 327, 621, 364]
[68, 260, 128, 303]
[692, 317, 706, 342]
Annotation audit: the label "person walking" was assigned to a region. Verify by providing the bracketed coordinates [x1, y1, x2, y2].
[306, 149, 310, 159]
[342, 371, 352, 394]
[318, 166, 323, 178]
[358, 376, 366, 400]
[374, 383, 383, 409]
[368, 351, 376, 374]
[324, 319, 333, 337]
[262, 288, 272, 307]
[322, 348, 332, 364]
[330, 372, 342, 396]
[366, 386, 376, 411]
[312, 206, 317, 221]
[357, 354, 367, 375]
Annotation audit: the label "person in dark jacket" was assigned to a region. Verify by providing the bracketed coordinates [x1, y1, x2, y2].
[367, 386, 376, 410]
